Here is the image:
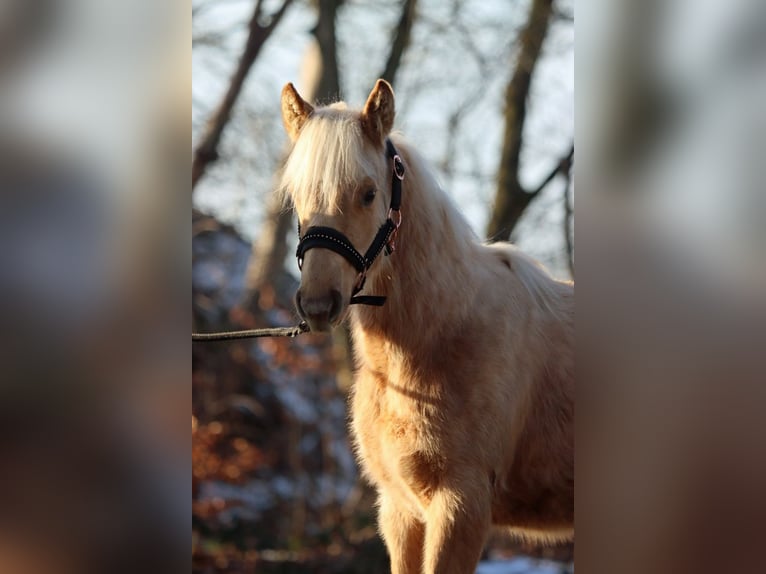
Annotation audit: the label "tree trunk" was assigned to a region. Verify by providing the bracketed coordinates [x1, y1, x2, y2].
[312, 0, 343, 102]
[242, 0, 343, 301]
[244, 199, 294, 304]
[485, 0, 554, 241]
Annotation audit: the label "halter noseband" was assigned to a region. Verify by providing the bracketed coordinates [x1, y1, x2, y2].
[295, 139, 405, 307]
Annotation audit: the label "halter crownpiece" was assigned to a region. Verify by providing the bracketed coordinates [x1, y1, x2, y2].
[295, 138, 405, 307]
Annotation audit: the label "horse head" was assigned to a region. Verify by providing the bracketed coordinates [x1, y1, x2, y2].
[279, 80, 399, 331]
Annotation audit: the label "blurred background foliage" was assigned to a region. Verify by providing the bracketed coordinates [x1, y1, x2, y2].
[192, 0, 573, 572]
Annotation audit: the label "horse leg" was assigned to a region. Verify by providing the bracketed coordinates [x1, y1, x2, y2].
[422, 486, 491, 574]
[378, 495, 425, 574]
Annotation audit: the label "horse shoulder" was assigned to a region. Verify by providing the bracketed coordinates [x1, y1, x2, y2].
[350, 341, 452, 512]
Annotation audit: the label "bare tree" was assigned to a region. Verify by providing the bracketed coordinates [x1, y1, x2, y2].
[486, 0, 571, 242]
[380, 0, 419, 86]
[192, 0, 295, 191]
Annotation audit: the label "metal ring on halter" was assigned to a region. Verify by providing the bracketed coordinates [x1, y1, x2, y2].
[393, 155, 405, 180]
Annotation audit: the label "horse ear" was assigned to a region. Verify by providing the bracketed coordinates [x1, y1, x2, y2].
[281, 82, 314, 142]
[361, 79, 395, 145]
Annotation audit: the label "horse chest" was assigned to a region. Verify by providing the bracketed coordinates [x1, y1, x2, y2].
[352, 369, 446, 510]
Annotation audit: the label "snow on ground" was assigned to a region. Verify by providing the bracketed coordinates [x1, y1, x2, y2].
[476, 557, 573, 574]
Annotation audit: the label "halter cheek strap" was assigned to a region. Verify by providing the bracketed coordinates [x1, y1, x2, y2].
[295, 138, 405, 306]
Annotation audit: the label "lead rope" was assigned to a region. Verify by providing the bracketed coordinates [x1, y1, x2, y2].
[192, 321, 309, 342]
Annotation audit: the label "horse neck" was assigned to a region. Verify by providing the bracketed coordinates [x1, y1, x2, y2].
[352, 145, 479, 348]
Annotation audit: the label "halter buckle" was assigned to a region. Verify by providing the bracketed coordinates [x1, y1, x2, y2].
[354, 269, 367, 291]
[386, 209, 403, 254]
[388, 208, 402, 229]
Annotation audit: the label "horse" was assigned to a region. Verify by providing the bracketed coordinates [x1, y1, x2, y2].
[277, 79, 574, 574]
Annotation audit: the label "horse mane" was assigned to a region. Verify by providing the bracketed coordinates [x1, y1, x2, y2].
[279, 103, 381, 214]
[390, 137, 478, 251]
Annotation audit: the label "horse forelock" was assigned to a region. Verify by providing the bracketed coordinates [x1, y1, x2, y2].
[279, 107, 380, 215]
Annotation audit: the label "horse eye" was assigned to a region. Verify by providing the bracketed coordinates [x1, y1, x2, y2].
[362, 188, 376, 206]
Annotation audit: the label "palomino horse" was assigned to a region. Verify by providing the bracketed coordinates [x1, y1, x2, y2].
[278, 79, 574, 574]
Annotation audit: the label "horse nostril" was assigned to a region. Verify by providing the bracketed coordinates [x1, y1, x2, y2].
[328, 289, 342, 322]
[295, 289, 342, 330]
[295, 290, 305, 318]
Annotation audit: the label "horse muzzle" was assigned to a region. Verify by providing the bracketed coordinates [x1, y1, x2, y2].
[295, 288, 344, 332]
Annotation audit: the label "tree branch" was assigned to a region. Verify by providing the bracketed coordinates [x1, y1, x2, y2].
[379, 0, 419, 86]
[562, 156, 574, 277]
[485, 0, 554, 241]
[192, 0, 295, 191]
[530, 143, 573, 196]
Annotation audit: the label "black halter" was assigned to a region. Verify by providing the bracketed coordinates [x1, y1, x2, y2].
[295, 139, 405, 307]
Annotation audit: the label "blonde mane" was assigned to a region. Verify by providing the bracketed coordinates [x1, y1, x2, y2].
[279, 104, 381, 214]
